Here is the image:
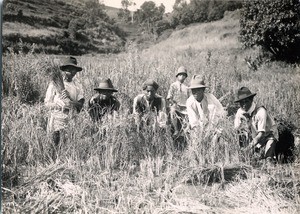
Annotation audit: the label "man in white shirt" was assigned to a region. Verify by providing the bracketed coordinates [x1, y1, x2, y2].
[45, 56, 84, 158]
[186, 75, 225, 131]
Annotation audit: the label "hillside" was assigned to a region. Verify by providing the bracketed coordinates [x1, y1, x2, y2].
[150, 10, 241, 53]
[2, 0, 126, 55]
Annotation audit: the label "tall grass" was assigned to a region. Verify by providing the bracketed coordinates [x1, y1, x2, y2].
[2, 12, 300, 213]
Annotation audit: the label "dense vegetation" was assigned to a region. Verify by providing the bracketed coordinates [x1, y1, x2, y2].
[3, 0, 126, 55]
[240, 0, 300, 63]
[117, 0, 243, 41]
[170, 0, 243, 27]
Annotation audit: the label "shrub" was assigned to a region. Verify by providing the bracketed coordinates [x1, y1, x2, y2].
[240, 0, 300, 62]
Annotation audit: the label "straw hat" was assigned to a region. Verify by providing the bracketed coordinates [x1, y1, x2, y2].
[234, 87, 256, 103]
[188, 75, 206, 89]
[94, 78, 118, 92]
[176, 66, 188, 77]
[142, 79, 159, 91]
[60, 56, 82, 72]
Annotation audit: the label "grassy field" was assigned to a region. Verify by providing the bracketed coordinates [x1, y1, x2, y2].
[2, 11, 300, 213]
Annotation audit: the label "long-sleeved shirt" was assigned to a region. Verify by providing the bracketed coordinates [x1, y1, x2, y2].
[186, 93, 225, 129]
[45, 80, 84, 111]
[167, 81, 190, 107]
[44, 79, 84, 132]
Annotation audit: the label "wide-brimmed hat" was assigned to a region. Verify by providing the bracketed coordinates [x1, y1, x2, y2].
[176, 66, 188, 77]
[234, 87, 256, 103]
[142, 79, 159, 91]
[60, 56, 82, 72]
[189, 75, 206, 89]
[94, 78, 118, 92]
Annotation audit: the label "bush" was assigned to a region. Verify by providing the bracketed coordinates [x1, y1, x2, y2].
[240, 0, 300, 62]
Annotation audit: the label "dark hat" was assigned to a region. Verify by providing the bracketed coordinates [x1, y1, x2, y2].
[60, 56, 82, 72]
[94, 78, 118, 92]
[234, 87, 256, 103]
[188, 75, 206, 89]
[142, 79, 159, 91]
[176, 66, 188, 77]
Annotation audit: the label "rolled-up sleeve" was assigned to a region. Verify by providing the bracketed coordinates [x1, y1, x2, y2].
[44, 82, 55, 107]
[234, 110, 243, 129]
[133, 96, 139, 115]
[166, 84, 174, 100]
[186, 98, 199, 129]
[157, 98, 167, 126]
[255, 108, 268, 132]
[76, 82, 84, 101]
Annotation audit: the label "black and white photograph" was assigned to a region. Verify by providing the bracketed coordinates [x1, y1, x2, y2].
[1, 0, 300, 213]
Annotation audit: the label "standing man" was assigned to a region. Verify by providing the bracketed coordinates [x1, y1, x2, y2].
[186, 75, 225, 131]
[88, 78, 120, 122]
[45, 56, 84, 157]
[234, 87, 277, 164]
[167, 66, 190, 137]
[133, 79, 167, 129]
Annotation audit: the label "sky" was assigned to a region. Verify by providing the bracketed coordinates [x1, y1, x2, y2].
[101, 0, 176, 13]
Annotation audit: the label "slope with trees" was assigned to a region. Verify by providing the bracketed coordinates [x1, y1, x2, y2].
[3, 0, 126, 55]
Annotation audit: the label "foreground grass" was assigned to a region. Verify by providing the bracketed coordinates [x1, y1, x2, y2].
[2, 12, 300, 213]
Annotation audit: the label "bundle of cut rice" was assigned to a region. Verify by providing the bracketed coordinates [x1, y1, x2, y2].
[46, 65, 65, 93]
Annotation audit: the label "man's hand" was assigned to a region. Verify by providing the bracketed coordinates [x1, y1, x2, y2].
[60, 90, 70, 100]
[250, 137, 258, 147]
[56, 98, 71, 110]
[90, 94, 100, 105]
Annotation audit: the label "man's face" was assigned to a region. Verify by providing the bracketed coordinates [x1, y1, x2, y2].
[177, 74, 187, 83]
[64, 67, 78, 81]
[191, 88, 205, 102]
[144, 87, 156, 101]
[99, 90, 113, 100]
[239, 97, 253, 112]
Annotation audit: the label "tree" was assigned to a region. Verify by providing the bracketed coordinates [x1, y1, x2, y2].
[118, 0, 135, 22]
[121, 0, 133, 10]
[170, 0, 242, 27]
[240, 0, 300, 62]
[135, 1, 165, 33]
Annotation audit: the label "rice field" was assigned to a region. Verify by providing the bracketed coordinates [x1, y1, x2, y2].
[2, 12, 300, 213]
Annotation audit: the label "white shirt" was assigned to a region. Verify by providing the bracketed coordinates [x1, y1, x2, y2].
[186, 93, 225, 129]
[44, 79, 84, 111]
[167, 81, 190, 106]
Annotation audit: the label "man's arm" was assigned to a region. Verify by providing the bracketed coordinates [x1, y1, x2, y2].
[186, 100, 199, 129]
[249, 108, 268, 147]
[71, 98, 85, 112]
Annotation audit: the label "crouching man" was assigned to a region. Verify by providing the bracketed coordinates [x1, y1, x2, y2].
[234, 87, 278, 165]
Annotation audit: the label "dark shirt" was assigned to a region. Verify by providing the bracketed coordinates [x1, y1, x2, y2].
[133, 94, 163, 116]
[88, 96, 120, 122]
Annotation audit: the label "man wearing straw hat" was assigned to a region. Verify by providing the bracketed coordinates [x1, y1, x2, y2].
[88, 78, 120, 122]
[45, 56, 84, 156]
[186, 75, 225, 130]
[133, 79, 167, 129]
[167, 66, 190, 137]
[234, 87, 278, 165]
